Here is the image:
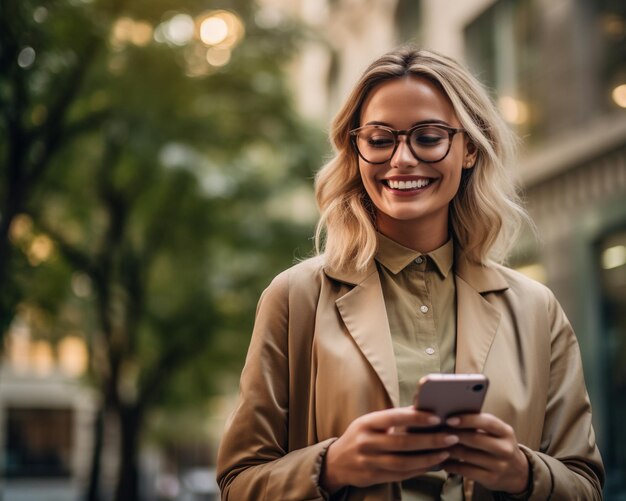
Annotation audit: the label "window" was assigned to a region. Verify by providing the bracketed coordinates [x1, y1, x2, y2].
[5, 408, 73, 478]
[465, 0, 626, 145]
[395, 0, 422, 43]
[596, 0, 626, 110]
[597, 228, 626, 496]
[465, 0, 538, 140]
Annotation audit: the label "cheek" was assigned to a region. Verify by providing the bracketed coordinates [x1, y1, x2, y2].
[442, 154, 464, 186]
[358, 164, 378, 197]
[444, 170, 463, 199]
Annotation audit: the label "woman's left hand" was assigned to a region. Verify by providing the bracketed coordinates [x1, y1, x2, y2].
[441, 413, 529, 494]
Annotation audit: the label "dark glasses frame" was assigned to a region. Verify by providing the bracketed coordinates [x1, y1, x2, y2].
[349, 123, 466, 164]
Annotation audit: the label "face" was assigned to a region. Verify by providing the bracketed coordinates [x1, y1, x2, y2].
[357, 76, 476, 247]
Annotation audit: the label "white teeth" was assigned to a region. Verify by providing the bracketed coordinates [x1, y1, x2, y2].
[387, 179, 431, 190]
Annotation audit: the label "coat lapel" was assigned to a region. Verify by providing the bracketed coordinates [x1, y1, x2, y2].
[327, 263, 400, 408]
[324, 254, 510, 407]
[454, 255, 509, 374]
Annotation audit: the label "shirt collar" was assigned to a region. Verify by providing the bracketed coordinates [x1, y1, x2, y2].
[375, 232, 454, 278]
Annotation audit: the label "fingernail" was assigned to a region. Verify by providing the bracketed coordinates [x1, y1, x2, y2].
[446, 417, 461, 426]
[444, 435, 459, 445]
[428, 415, 441, 425]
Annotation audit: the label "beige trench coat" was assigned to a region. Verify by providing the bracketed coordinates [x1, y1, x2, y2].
[216, 254, 604, 500]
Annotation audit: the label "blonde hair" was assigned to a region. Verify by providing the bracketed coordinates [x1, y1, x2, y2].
[314, 46, 529, 271]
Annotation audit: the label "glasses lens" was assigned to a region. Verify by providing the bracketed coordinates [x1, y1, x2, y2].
[409, 126, 450, 162]
[355, 127, 395, 163]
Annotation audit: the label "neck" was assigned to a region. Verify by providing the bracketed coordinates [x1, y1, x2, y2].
[376, 215, 449, 253]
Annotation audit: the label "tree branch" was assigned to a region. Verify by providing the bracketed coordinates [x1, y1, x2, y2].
[25, 0, 127, 186]
[137, 334, 208, 410]
[62, 108, 113, 141]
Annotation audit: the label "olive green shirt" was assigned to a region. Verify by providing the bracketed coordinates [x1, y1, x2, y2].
[375, 233, 462, 500]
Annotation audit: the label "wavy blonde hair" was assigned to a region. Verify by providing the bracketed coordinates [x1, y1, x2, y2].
[314, 46, 529, 271]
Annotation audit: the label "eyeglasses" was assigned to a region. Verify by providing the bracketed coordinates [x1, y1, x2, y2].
[349, 123, 465, 164]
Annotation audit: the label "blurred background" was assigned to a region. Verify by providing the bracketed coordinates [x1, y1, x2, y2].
[0, 0, 624, 499]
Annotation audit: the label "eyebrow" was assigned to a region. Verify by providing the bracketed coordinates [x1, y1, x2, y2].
[364, 119, 452, 127]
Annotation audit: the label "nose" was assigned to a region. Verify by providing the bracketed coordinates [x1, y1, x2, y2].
[390, 135, 418, 168]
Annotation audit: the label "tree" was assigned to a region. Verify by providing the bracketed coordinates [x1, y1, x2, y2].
[1, 1, 325, 499]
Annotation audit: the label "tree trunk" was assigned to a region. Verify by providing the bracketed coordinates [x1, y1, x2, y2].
[84, 406, 105, 501]
[114, 404, 143, 501]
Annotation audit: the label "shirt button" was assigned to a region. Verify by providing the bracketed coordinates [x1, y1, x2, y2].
[415, 256, 424, 264]
[425, 347, 435, 355]
[420, 305, 429, 313]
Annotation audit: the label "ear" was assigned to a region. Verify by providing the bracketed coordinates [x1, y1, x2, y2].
[463, 139, 478, 169]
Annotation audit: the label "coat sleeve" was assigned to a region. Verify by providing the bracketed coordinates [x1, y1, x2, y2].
[216, 270, 336, 501]
[517, 289, 605, 500]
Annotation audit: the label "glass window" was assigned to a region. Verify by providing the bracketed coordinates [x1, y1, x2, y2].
[464, 0, 626, 144]
[4, 408, 73, 478]
[596, 0, 626, 110]
[395, 0, 422, 43]
[465, 0, 539, 141]
[597, 229, 626, 497]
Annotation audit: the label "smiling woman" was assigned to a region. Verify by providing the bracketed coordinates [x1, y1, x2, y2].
[216, 46, 605, 501]
[352, 76, 475, 253]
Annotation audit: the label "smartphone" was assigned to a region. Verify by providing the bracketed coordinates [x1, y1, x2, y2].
[412, 373, 489, 425]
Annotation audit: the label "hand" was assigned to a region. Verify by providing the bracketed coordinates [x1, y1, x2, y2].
[442, 413, 529, 494]
[320, 407, 460, 494]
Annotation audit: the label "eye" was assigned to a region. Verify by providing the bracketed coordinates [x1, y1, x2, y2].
[412, 127, 447, 147]
[359, 128, 395, 148]
[367, 135, 395, 148]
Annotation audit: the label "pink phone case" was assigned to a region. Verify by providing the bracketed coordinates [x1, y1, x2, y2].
[413, 373, 489, 420]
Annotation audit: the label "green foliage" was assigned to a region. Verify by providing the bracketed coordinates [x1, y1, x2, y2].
[0, 0, 326, 490]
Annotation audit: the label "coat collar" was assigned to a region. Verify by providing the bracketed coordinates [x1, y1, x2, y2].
[323, 252, 510, 407]
[323, 249, 509, 293]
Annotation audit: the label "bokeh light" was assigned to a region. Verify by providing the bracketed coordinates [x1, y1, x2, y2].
[197, 10, 245, 49]
[8, 214, 34, 243]
[200, 17, 229, 45]
[206, 47, 231, 67]
[58, 336, 88, 377]
[159, 13, 195, 46]
[498, 95, 530, 125]
[17, 47, 36, 68]
[28, 234, 54, 266]
[31, 340, 54, 376]
[71, 273, 93, 298]
[612, 83, 626, 108]
[111, 17, 154, 49]
[602, 245, 626, 270]
[33, 6, 48, 23]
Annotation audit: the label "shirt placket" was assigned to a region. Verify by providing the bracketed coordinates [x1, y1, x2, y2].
[411, 256, 441, 374]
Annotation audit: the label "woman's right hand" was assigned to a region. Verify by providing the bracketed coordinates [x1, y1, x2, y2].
[320, 407, 459, 494]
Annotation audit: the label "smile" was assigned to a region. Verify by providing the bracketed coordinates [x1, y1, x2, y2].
[383, 178, 434, 191]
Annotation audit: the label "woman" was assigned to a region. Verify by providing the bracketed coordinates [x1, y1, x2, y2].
[216, 46, 604, 500]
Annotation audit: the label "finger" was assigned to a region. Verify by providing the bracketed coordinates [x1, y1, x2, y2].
[446, 444, 505, 470]
[347, 457, 448, 489]
[453, 430, 517, 458]
[365, 430, 459, 453]
[446, 413, 513, 438]
[362, 407, 441, 431]
[371, 462, 448, 484]
[371, 450, 451, 473]
[443, 459, 492, 484]
[364, 464, 442, 486]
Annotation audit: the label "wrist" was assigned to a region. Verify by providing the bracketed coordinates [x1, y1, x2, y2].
[506, 446, 532, 498]
[320, 441, 345, 495]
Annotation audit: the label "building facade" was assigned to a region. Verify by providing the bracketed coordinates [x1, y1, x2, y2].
[0, 322, 97, 500]
[427, 1, 626, 496]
